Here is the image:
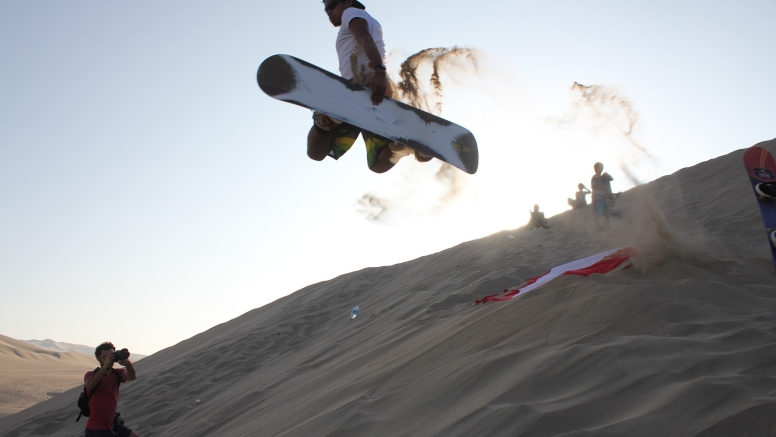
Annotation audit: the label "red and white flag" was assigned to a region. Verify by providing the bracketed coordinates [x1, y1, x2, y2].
[476, 248, 634, 304]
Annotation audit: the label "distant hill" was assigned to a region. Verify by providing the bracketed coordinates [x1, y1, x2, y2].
[0, 334, 95, 419]
[22, 339, 95, 356]
[0, 336, 147, 419]
[22, 339, 147, 361]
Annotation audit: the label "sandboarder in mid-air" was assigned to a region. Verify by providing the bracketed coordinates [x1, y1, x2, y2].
[257, 1, 478, 174]
[307, 0, 432, 173]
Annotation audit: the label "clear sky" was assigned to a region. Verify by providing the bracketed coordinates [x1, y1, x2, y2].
[1, 0, 774, 355]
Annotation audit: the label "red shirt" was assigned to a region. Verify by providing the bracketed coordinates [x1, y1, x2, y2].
[83, 368, 125, 430]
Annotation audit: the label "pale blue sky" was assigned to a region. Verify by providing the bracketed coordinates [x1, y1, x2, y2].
[1, 0, 774, 354]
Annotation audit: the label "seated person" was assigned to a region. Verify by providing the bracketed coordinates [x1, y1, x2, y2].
[567, 183, 591, 209]
[528, 204, 549, 229]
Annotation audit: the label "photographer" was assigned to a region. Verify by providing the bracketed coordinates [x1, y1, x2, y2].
[83, 342, 142, 437]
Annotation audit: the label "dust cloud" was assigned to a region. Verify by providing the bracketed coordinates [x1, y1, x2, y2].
[561, 82, 660, 186]
[356, 47, 480, 223]
[396, 47, 480, 115]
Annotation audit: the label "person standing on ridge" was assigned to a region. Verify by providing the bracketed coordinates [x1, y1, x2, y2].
[591, 162, 614, 230]
[307, 0, 432, 173]
[83, 342, 142, 437]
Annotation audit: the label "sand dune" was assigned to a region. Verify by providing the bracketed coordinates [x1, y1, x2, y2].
[0, 334, 96, 419]
[2, 142, 776, 436]
[22, 339, 96, 357]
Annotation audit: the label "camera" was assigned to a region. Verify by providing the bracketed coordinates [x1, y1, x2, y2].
[112, 348, 130, 362]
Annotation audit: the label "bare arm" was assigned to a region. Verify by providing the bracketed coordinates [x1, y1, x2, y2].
[349, 17, 388, 105]
[120, 360, 137, 381]
[85, 368, 106, 391]
[86, 359, 113, 391]
[86, 351, 117, 391]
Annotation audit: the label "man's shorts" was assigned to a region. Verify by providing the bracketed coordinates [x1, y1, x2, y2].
[85, 415, 132, 437]
[326, 122, 391, 170]
[593, 199, 609, 217]
[322, 69, 397, 170]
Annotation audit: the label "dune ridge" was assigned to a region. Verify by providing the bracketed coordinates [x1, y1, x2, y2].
[2, 142, 776, 436]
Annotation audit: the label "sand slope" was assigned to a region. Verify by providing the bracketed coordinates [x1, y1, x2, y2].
[0, 334, 96, 419]
[2, 142, 776, 436]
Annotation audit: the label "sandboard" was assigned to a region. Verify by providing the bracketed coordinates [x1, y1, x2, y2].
[257, 54, 478, 174]
[742, 141, 776, 272]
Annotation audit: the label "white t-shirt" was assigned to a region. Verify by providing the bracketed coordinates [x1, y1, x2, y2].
[336, 8, 386, 80]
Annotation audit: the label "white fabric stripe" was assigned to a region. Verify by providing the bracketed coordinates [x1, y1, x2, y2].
[508, 248, 625, 300]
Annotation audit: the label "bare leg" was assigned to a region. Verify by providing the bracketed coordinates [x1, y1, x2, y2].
[369, 146, 397, 173]
[595, 215, 610, 231]
[414, 150, 433, 162]
[305, 81, 429, 171]
[307, 126, 334, 161]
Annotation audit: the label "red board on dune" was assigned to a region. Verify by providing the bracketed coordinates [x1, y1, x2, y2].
[742, 142, 776, 273]
[476, 248, 635, 304]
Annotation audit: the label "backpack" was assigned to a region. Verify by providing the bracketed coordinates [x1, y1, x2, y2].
[76, 368, 121, 422]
